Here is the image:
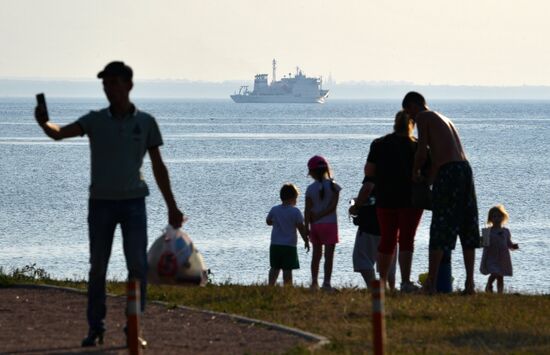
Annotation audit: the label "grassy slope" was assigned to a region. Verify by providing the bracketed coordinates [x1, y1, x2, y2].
[147, 284, 550, 354]
[2, 269, 549, 354]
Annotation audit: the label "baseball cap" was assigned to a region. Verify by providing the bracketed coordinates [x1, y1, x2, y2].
[307, 155, 329, 170]
[97, 61, 133, 80]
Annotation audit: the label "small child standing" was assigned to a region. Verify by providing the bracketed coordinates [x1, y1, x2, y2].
[480, 204, 519, 293]
[350, 192, 397, 291]
[266, 183, 310, 286]
[305, 155, 342, 291]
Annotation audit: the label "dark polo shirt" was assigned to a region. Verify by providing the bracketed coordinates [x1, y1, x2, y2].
[77, 106, 163, 200]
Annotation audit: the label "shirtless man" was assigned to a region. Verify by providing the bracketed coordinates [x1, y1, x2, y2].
[403, 92, 480, 294]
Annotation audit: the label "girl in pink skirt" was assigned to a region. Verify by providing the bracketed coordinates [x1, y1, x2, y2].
[305, 155, 341, 291]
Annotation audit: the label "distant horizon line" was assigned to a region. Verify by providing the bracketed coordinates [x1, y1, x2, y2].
[1, 77, 550, 88]
[3, 78, 550, 100]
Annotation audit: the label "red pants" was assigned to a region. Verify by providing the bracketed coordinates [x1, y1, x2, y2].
[376, 207, 423, 254]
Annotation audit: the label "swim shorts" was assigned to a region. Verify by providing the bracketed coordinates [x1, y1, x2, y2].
[309, 223, 339, 245]
[430, 161, 480, 251]
[270, 245, 299, 270]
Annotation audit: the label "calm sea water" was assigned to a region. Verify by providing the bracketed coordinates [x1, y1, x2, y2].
[1, 98, 549, 294]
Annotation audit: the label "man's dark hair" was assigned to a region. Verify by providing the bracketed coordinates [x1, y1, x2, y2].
[280, 183, 299, 201]
[402, 91, 426, 108]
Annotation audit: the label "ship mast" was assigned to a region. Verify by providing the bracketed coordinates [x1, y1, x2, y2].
[272, 59, 277, 84]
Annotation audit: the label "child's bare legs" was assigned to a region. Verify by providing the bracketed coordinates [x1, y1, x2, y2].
[496, 275, 504, 293]
[268, 268, 280, 286]
[311, 244, 323, 288]
[322, 244, 335, 288]
[282, 270, 293, 286]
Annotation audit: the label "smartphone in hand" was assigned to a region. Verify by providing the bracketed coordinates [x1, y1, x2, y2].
[36, 93, 49, 120]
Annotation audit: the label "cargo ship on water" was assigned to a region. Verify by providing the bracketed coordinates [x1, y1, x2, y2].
[230, 59, 329, 103]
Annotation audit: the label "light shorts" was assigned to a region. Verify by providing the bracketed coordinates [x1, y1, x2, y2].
[309, 223, 339, 245]
[353, 230, 396, 278]
[353, 231, 379, 272]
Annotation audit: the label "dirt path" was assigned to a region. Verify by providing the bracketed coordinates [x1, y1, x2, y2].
[0, 286, 321, 354]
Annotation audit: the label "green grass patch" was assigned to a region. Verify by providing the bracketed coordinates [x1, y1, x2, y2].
[1, 267, 549, 354]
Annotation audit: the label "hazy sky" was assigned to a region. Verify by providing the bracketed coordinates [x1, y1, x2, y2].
[1, 0, 549, 85]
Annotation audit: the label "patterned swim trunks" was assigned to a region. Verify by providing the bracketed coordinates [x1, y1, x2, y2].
[430, 161, 480, 251]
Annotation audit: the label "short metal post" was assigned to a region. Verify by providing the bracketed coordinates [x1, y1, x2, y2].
[371, 279, 386, 355]
[127, 279, 141, 355]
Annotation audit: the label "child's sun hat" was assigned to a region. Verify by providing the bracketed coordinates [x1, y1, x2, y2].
[308, 155, 329, 170]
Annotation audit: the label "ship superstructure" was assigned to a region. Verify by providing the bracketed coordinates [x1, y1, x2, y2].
[231, 59, 329, 103]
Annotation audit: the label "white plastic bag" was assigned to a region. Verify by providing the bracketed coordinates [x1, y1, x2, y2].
[481, 227, 491, 247]
[147, 225, 208, 286]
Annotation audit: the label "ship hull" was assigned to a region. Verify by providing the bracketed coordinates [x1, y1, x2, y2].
[230, 93, 328, 104]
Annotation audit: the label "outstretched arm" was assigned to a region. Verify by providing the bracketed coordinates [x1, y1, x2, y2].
[349, 182, 374, 215]
[35, 106, 83, 140]
[149, 146, 184, 228]
[296, 222, 310, 252]
[352, 162, 376, 209]
[506, 229, 519, 250]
